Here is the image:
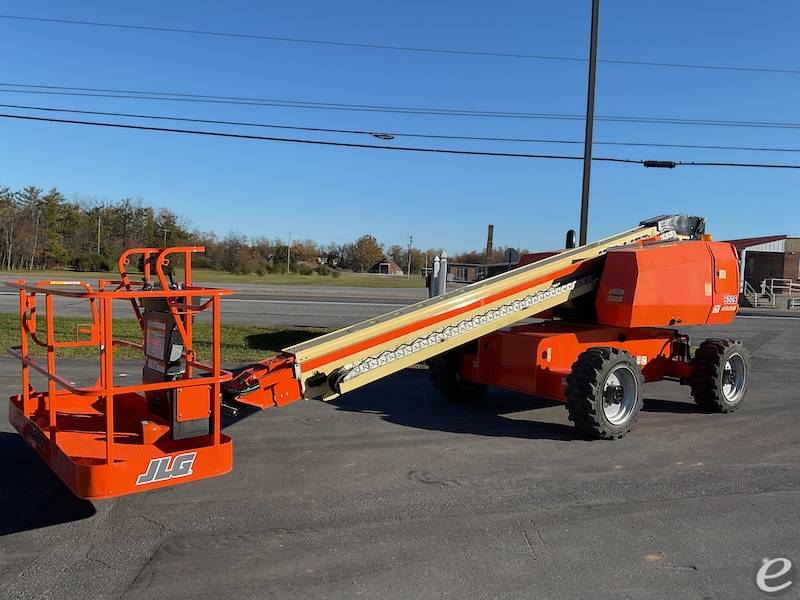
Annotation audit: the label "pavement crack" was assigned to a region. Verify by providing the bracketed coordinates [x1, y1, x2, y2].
[406, 469, 463, 487]
[86, 556, 118, 570]
[521, 529, 536, 556]
[666, 564, 700, 572]
[120, 538, 167, 599]
[521, 518, 561, 584]
[139, 514, 176, 534]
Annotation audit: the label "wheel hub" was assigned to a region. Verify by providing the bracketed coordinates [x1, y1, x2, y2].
[602, 365, 639, 426]
[721, 354, 746, 403]
[604, 384, 624, 404]
[722, 366, 736, 386]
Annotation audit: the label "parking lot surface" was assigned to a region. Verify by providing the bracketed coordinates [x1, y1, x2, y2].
[1, 317, 798, 599]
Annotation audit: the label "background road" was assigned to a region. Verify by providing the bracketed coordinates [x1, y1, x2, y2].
[0, 281, 429, 328]
[1, 317, 798, 599]
[1, 277, 795, 329]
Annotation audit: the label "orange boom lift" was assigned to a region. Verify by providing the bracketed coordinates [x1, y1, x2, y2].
[6, 215, 749, 499]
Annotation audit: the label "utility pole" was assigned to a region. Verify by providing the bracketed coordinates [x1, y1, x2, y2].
[162, 229, 170, 248]
[485, 224, 494, 264]
[579, 0, 600, 246]
[406, 235, 413, 277]
[286, 232, 292, 274]
[97, 213, 101, 254]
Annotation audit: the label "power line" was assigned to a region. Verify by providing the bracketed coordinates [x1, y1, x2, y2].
[0, 112, 612, 161]
[1, 14, 798, 76]
[5, 102, 800, 153]
[676, 159, 800, 169]
[0, 84, 603, 118]
[1, 102, 581, 141]
[3, 111, 800, 169]
[2, 82, 800, 131]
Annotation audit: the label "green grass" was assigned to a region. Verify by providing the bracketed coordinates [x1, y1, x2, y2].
[3, 269, 114, 282]
[3, 267, 426, 288]
[191, 269, 425, 287]
[0, 313, 329, 364]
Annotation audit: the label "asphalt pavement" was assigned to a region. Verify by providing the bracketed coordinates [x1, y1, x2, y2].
[1, 316, 798, 599]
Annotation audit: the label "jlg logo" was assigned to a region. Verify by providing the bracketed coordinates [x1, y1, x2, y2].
[136, 452, 197, 485]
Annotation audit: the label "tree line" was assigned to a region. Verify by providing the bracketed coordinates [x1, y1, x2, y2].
[0, 185, 524, 276]
[0, 186, 190, 272]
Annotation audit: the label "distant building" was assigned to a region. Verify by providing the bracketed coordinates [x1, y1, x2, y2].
[369, 257, 404, 276]
[447, 262, 481, 283]
[422, 261, 520, 284]
[728, 235, 799, 289]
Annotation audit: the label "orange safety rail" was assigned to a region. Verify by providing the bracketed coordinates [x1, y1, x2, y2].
[5, 247, 236, 499]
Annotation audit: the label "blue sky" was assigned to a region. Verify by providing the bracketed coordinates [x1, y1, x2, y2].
[1, 1, 798, 252]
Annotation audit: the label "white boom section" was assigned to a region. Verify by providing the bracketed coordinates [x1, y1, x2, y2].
[286, 222, 672, 400]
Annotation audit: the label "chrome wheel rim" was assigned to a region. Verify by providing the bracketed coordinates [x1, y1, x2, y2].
[602, 364, 638, 426]
[721, 354, 746, 403]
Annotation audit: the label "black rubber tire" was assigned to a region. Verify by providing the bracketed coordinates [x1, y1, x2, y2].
[689, 339, 750, 413]
[428, 350, 486, 403]
[565, 347, 644, 440]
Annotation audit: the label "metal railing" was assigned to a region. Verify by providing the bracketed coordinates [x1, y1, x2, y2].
[6, 247, 233, 466]
[744, 280, 774, 308]
[764, 278, 800, 296]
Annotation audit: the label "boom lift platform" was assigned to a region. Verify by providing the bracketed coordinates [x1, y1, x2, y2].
[6, 215, 750, 499]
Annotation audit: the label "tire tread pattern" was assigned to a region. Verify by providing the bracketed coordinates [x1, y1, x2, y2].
[689, 338, 749, 413]
[565, 347, 643, 440]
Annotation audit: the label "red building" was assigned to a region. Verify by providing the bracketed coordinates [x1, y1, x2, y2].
[728, 235, 799, 290]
